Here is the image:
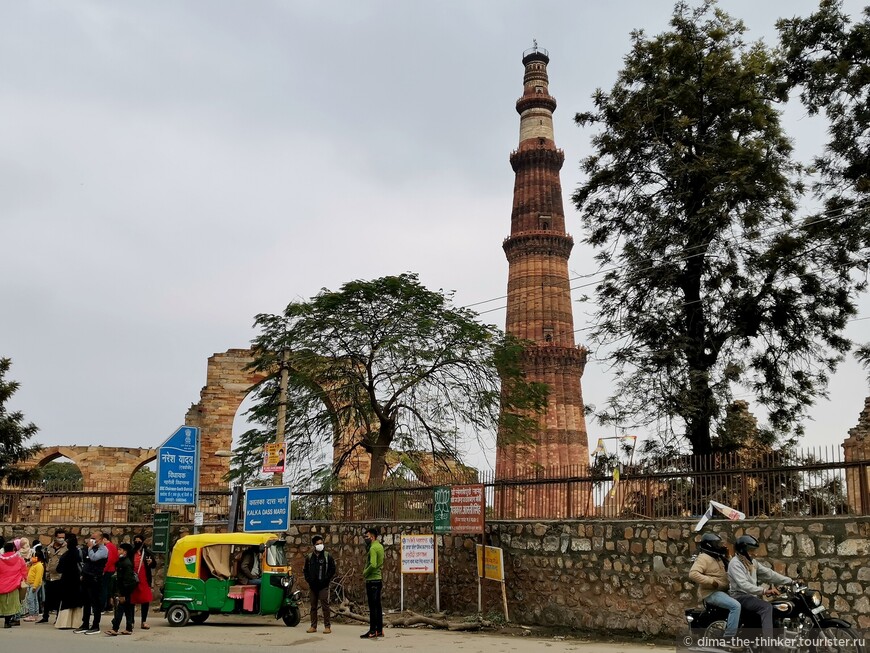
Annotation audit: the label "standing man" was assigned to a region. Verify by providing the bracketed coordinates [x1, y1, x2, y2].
[360, 527, 384, 639]
[304, 535, 336, 634]
[75, 530, 108, 635]
[101, 531, 118, 614]
[38, 529, 67, 623]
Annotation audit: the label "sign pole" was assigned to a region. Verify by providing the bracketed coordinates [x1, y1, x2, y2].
[434, 536, 440, 613]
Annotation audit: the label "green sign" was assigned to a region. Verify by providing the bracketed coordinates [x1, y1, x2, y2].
[433, 485, 485, 534]
[433, 486, 452, 534]
[152, 512, 172, 554]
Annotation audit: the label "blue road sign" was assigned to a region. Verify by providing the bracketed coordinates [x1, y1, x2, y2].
[156, 425, 200, 506]
[243, 486, 291, 532]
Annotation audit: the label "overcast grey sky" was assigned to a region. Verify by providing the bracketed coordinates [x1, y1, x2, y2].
[2, 0, 868, 470]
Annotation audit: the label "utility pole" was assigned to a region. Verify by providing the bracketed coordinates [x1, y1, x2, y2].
[273, 349, 289, 486]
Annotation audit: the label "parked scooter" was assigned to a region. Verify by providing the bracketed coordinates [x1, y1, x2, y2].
[685, 582, 864, 652]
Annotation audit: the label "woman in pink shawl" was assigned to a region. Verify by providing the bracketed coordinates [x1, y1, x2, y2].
[0, 541, 28, 628]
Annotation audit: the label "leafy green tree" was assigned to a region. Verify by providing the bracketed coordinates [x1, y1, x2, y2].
[232, 273, 546, 488]
[35, 461, 83, 490]
[0, 357, 40, 482]
[778, 0, 870, 204]
[779, 1, 870, 390]
[128, 466, 156, 522]
[572, 1, 864, 457]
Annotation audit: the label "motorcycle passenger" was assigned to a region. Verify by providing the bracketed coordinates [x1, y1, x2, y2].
[727, 535, 792, 639]
[689, 533, 742, 651]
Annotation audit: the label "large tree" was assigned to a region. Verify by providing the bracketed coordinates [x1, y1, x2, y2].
[232, 273, 546, 487]
[572, 1, 866, 457]
[779, 0, 870, 384]
[0, 357, 40, 482]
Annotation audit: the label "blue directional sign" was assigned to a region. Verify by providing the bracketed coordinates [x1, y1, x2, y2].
[156, 425, 200, 506]
[243, 486, 291, 533]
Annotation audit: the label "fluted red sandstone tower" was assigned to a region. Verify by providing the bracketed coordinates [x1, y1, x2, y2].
[496, 47, 590, 508]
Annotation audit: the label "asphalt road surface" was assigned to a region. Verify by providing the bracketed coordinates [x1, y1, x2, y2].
[1, 615, 669, 653]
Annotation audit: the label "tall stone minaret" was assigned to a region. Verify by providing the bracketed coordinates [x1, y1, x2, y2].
[496, 46, 590, 502]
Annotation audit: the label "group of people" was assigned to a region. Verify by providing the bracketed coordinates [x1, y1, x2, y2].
[0, 529, 157, 636]
[300, 526, 384, 639]
[0, 536, 44, 627]
[690, 532, 793, 652]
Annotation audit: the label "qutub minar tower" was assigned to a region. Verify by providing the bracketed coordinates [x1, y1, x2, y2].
[495, 46, 590, 514]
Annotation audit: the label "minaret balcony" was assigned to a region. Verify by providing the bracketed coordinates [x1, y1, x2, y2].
[509, 146, 565, 171]
[502, 230, 574, 260]
[516, 94, 557, 114]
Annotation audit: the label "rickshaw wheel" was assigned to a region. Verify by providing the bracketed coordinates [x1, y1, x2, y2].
[166, 604, 190, 627]
[190, 613, 209, 624]
[282, 607, 300, 627]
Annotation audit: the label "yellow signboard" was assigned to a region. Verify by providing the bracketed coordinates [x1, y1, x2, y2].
[475, 544, 505, 582]
[262, 443, 285, 474]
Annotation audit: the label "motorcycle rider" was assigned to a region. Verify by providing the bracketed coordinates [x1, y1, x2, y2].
[727, 535, 793, 640]
[689, 533, 743, 652]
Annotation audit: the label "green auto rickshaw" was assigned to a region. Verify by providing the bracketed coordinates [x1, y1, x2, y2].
[160, 532, 301, 627]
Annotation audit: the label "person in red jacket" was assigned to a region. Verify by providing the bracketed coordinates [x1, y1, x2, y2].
[0, 542, 28, 628]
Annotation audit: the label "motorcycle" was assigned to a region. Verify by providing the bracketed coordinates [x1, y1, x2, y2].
[684, 582, 864, 652]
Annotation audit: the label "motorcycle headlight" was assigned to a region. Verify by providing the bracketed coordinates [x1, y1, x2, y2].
[809, 590, 822, 607]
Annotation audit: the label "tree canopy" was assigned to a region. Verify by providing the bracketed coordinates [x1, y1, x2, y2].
[779, 0, 870, 389]
[0, 357, 40, 482]
[572, 1, 867, 457]
[230, 273, 546, 487]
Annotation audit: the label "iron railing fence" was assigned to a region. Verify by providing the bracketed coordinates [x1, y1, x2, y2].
[1, 447, 867, 524]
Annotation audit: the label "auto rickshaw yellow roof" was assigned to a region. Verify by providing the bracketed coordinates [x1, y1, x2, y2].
[171, 532, 282, 551]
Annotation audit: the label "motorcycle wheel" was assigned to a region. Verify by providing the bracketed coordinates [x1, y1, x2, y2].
[810, 626, 865, 653]
[282, 606, 300, 627]
[703, 620, 727, 640]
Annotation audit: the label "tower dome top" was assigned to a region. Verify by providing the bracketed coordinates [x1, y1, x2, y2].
[522, 41, 549, 65]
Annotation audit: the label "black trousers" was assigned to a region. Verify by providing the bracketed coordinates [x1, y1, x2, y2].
[734, 594, 774, 637]
[81, 574, 105, 628]
[42, 579, 61, 618]
[365, 580, 383, 633]
[111, 594, 134, 632]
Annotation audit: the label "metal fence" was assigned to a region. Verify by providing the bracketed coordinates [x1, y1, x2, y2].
[2, 447, 868, 524]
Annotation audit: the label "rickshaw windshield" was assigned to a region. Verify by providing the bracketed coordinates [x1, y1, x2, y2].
[265, 541, 287, 567]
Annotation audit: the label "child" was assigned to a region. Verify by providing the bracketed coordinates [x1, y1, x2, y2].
[22, 547, 45, 621]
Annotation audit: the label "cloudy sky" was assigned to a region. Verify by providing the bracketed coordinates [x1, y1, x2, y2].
[2, 0, 867, 471]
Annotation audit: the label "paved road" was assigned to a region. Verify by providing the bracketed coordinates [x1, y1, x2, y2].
[1, 615, 670, 653]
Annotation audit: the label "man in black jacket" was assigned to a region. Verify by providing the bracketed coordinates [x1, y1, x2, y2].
[303, 535, 336, 634]
[74, 530, 108, 635]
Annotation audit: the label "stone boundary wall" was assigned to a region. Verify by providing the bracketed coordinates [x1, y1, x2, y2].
[4, 517, 867, 636]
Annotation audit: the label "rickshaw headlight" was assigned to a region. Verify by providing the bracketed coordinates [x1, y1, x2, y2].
[280, 575, 291, 588]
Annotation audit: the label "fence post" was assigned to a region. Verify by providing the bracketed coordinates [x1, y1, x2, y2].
[98, 495, 107, 522]
[859, 462, 869, 516]
[645, 476, 653, 517]
[741, 471, 749, 514]
[566, 480, 574, 518]
[10, 491, 20, 523]
[392, 488, 398, 521]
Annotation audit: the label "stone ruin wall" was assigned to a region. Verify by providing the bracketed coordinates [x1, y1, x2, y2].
[8, 516, 865, 637]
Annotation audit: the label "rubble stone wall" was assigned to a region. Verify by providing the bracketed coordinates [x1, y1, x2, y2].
[4, 517, 867, 636]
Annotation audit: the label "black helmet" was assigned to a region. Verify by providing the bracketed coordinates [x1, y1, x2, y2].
[698, 533, 726, 556]
[735, 535, 759, 558]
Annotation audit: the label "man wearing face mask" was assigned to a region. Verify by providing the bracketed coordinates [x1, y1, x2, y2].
[38, 529, 67, 623]
[74, 530, 108, 635]
[360, 527, 384, 639]
[303, 535, 336, 634]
